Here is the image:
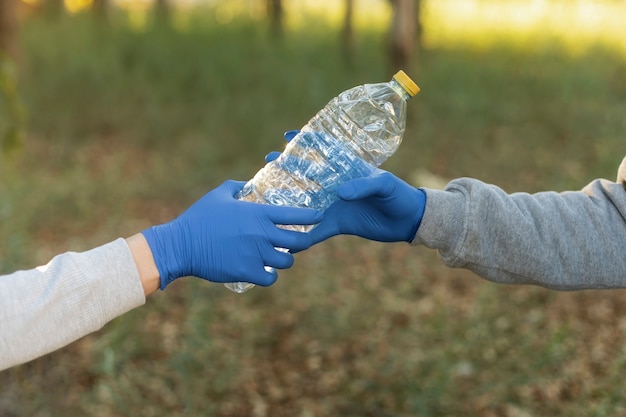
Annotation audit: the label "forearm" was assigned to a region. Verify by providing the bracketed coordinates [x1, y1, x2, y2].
[0, 239, 146, 371]
[414, 177, 626, 290]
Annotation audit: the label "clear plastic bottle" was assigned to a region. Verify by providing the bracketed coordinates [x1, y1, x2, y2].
[226, 70, 420, 293]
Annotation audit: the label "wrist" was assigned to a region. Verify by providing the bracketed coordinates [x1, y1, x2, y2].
[126, 233, 160, 296]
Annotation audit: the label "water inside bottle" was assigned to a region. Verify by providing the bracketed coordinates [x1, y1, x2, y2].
[228, 75, 413, 293]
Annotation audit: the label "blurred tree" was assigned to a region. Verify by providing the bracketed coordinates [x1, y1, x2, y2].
[388, 0, 422, 72]
[0, 59, 24, 155]
[266, 0, 283, 38]
[0, 0, 24, 155]
[92, 0, 109, 22]
[341, 0, 355, 66]
[154, 0, 170, 25]
[0, 0, 19, 60]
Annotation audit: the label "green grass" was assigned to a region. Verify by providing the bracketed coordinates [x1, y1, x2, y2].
[2, 4, 626, 417]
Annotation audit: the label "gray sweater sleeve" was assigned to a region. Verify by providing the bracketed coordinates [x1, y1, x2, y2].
[413, 157, 626, 290]
[0, 238, 146, 371]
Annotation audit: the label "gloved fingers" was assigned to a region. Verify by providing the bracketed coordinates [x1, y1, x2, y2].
[263, 205, 323, 227]
[270, 227, 316, 253]
[303, 202, 346, 244]
[223, 254, 279, 286]
[253, 270, 279, 287]
[284, 130, 299, 142]
[219, 179, 248, 197]
[265, 151, 282, 163]
[262, 247, 296, 271]
[337, 170, 397, 201]
[240, 266, 279, 287]
[264, 130, 299, 163]
[306, 224, 337, 247]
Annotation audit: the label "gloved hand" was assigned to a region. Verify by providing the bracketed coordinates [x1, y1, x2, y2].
[267, 130, 426, 245]
[264, 130, 297, 163]
[141, 180, 323, 290]
[308, 169, 426, 244]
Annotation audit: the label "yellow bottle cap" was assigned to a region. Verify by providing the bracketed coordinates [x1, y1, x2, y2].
[393, 70, 420, 97]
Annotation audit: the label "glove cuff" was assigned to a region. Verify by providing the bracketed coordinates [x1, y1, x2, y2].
[141, 225, 177, 290]
[406, 188, 427, 243]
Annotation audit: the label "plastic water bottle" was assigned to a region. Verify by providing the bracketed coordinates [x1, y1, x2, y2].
[226, 70, 420, 293]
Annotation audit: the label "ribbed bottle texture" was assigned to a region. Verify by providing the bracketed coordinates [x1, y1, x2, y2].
[226, 71, 419, 293]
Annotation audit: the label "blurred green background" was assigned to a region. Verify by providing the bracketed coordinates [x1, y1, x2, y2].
[1, 0, 626, 416]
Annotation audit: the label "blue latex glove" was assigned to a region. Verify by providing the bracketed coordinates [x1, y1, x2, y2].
[142, 180, 323, 290]
[267, 130, 426, 244]
[308, 169, 426, 244]
[264, 130, 301, 162]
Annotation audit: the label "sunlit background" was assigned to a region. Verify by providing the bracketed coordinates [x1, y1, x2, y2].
[1, 0, 626, 416]
[15, 0, 626, 51]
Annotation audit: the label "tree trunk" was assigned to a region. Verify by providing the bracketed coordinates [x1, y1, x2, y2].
[0, 0, 19, 60]
[0, 1, 23, 154]
[92, 0, 109, 22]
[266, 0, 283, 38]
[388, 0, 421, 72]
[154, 0, 170, 25]
[341, 0, 355, 66]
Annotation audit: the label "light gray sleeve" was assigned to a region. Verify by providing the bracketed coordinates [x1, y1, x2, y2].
[0, 238, 146, 371]
[413, 157, 626, 290]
